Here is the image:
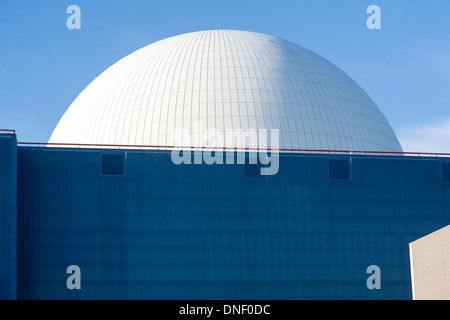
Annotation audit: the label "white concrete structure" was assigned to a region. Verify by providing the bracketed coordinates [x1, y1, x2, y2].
[49, 30, 402, 152]
[410, 224, 450, 300]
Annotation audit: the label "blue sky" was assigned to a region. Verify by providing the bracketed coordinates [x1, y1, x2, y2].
[1, 0, 449, 151]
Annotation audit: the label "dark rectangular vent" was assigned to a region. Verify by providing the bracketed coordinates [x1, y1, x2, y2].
[329, 159, 350, 180]
[102, 154, 124, 175]
[244, 153, 267, 179]
[443, 162, 450, 183]
[245, 162, 263, 178]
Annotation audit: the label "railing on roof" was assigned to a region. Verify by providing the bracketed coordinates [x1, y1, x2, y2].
[15, 141, 450, 158]
[0, 129, 15, 134]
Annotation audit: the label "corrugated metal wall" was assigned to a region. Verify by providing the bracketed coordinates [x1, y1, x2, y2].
[16, 147, 450, 299]
[0, 134, 17, 300]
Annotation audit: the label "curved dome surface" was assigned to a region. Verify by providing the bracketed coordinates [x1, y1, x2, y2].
[49, 30, 402, 152]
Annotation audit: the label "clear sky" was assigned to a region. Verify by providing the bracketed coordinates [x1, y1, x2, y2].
[1, 0, 449, 151]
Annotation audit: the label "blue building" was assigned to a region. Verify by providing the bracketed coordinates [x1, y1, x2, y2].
[1, 132, 449, 299]
[1, 30, 449, 299]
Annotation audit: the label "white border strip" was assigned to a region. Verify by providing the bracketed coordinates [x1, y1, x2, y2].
[409, 242, 416, 300]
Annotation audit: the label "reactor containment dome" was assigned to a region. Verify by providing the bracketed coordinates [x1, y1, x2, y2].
[49, 30, 402, 152]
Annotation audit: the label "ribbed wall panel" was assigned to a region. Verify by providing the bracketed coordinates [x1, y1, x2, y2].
[0, 134, 17, 300]
[16, 148, 450, 299]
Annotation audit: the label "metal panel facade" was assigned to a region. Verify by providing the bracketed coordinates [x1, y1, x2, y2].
[11, 147, 450, 299]
[0, 134, 17, 300]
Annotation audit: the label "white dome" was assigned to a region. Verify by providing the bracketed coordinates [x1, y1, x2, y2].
[49, 30, 402, 152]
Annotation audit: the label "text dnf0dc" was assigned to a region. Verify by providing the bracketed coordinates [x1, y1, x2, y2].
[224, 305, 270, 315]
